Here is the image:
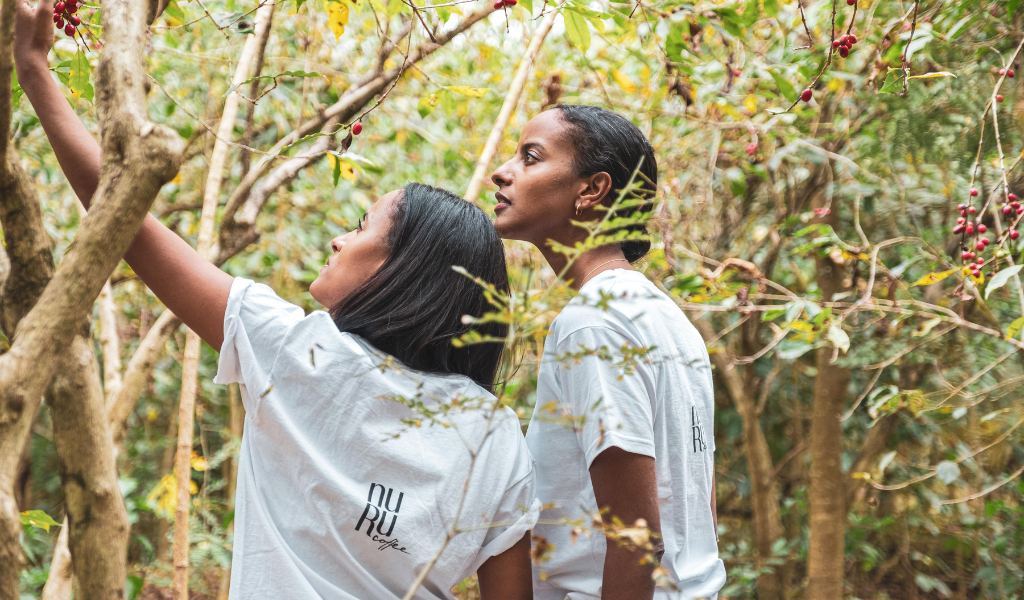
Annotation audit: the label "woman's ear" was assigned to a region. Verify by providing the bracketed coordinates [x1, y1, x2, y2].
[576, 171, 613, 211]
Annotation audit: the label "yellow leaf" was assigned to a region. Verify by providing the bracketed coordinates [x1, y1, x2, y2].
[190, 450, 209, 472]
[744, 95, 757, 114]
[851, 472, 871, 480]
[612, 69, 637, 94]
[912, 269, 955, 286]
[446, 86, 489, 97]
[907, 71, 956, 80]
[327, 0, 349, 40]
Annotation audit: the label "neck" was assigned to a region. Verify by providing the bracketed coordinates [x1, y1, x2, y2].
[539, 244, 632, 291]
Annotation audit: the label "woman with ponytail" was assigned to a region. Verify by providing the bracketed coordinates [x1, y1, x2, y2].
[490, 105, 725, 600]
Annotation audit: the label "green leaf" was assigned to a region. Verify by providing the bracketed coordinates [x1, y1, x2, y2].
[11, 66, 22, 108]
[762, 0, 778, 17]
[1006, 315, 1024, 341]
[417, 92, 440, 117]
[878, 68, 906, 95]
[69, 50, 93, 102]
[777, 340, 814, 360]
[563, 8, 591, 52]
[332, 153, 341, 187]
[519, 0, 532, 13]
[666, 25, 687, 63]
[165, 0, 185, 19]
[738, 0, 759, 27]
[440, 89, 457, 114]
[126, 575, 145, 600]
[985, 265, 1022, 299]
[20, 510, 60, 532]
[769, 70, 796, 103]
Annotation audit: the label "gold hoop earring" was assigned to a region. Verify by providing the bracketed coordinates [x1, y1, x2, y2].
[576, 204, 582, 216]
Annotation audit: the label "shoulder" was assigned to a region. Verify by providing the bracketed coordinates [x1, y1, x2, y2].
[551, 270, 668, 343]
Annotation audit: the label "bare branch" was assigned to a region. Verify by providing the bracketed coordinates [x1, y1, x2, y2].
[464, 8, 558, 202]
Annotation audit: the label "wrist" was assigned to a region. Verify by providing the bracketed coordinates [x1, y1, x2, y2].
[13, 52, 50, 81]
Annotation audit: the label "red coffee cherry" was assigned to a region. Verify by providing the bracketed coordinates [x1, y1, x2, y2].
[962, 251, 971, 260]
[70, 14, 80, 25]
[977, 257, 986, 265]
[1011, 230, 1021, 240]
[953, 224, 965, 234]
[847, 34, 857, 45]
[997, 95, 1005, 103]
[733, 69, 741, 77]
[352, 122, 363, 135]
[1000, 68, 1007, 75]
[968, 206, 977, 213]
[55, 1, 65, 11]
[53, 13, 61, 23]
[801, 88, 812, 102]
[832, 40, 841, 49]
[1008, 193, 1017, 201]
[978, 224, 988, 233]
[1003, 205, 1013, 215]
[966, 222, 975, 234]
[64, 22, 74, 35]
[1010, 70, 1016, 78]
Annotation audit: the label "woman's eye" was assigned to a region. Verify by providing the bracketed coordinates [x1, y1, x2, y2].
[357, 218, 364, 231]
[524, 152, 538, 164]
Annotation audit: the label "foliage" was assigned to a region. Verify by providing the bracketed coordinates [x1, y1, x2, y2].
[8, 0, 1024, 596]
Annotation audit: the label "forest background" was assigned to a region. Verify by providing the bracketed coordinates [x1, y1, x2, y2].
[1, 0, 1023, 597]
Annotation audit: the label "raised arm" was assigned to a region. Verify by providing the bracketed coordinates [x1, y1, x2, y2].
[14, 0, 231, 349]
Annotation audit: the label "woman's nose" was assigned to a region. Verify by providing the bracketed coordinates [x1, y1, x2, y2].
[490, 161, 513, 187]
[330, 234, 348, 253]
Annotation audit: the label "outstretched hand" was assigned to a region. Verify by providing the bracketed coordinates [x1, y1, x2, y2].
[14, 0, 55, 68]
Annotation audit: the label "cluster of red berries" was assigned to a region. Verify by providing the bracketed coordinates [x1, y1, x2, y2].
[492, 0, 515, 8]
[952, 188, 1023, 278]
[999, 68, 1016, 78]
[953, 202, 990, 277]
[832, 34, 858, 59]
[52, 0, 81, 38]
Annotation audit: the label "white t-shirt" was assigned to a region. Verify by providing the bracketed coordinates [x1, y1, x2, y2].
[527, 269, 725, 600]
[214, 278, 540, 600]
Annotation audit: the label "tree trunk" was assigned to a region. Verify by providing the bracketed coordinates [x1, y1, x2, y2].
[806, 246, 851, 600]
[693, 318, 785, 600]
[47, 330, 130, 600]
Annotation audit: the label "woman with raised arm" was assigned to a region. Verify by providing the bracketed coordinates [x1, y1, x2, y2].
[489, 105, 726, 600]
[14, 2, 538, 598]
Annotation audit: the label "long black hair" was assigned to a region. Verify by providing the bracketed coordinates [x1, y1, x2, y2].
[554, 105, 658, 263]
[330, 183, 510, 392]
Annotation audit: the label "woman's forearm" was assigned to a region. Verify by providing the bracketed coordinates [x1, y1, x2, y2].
[15, 53, 232, 349]
[15, 54, 102, 207]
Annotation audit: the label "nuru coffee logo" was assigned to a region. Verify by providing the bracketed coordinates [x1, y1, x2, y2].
[355, 483, 410, 554]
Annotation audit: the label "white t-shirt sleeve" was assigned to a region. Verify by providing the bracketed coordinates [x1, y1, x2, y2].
[466, 435, 540, 575]
[556, 325, 657, 467]
[213, 277, 307, 409]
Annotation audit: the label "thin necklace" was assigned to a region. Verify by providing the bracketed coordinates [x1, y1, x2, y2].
[579, 258, 630, 287]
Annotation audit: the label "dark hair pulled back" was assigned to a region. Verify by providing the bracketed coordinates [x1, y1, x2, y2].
[554, 105, 658, 263]
[331, 183, 510, 392]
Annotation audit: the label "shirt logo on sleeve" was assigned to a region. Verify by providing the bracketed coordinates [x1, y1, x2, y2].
[691, 406, 707, 453]
[355, 483, 410, 554]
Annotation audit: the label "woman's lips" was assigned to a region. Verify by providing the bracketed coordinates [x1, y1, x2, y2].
[494, 192, 512, 211]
